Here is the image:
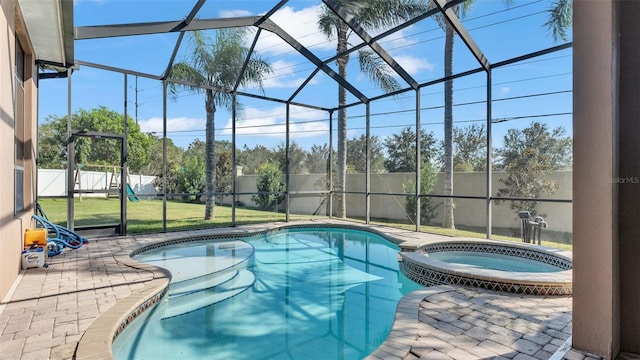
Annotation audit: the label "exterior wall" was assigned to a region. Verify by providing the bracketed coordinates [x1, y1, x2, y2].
[617, 0, 640, 352]
[570, 1, 640, 355]
[0, 2, 39, 300]
[573, 0, 618, 357]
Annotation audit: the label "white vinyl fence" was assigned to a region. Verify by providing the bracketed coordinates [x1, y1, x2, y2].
[38, 169, 157, 198]
[37, 169, 572, 233]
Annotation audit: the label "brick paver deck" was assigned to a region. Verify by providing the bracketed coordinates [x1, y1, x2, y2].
[0, 220, 604, 359]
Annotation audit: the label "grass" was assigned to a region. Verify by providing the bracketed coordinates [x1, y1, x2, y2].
[370, 220, 573, 251]
[38, 198, 319, 234]
[37, 197, 572, 251]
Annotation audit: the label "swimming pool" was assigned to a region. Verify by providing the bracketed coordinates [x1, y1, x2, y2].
[112, 227, 422, 360]
[426, 251, 564, 273]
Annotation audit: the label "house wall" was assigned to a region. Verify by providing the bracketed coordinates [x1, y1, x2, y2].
[0, 1, 39, 300]
[574, 0, 640, 356]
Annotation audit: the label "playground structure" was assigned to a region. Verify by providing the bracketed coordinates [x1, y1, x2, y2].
[74, 164, 139, 202]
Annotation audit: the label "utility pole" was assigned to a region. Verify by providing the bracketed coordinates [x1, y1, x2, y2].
[131, 75, 143, 124]
[135, 76, 138, 124]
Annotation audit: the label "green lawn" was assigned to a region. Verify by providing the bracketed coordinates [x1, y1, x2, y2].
[38, 198, 317, 234]
[37, 197, 572, 251]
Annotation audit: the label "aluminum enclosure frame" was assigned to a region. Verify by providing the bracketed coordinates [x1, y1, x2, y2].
[64, 0, 573, 238]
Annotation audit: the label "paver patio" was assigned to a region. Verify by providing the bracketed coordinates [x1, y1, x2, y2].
[0, 220, 603, 359]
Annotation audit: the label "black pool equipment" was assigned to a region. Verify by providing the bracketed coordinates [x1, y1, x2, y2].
[518, 211, 548, 245]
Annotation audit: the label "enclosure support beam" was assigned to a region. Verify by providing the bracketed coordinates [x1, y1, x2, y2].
[415, 88, 421, 232]
[232, 94, 237, 227]
[234, 29, 262, 91]
[122, 74, 128, 236]
[66, 67, 74, 231]
[328, 111, 334, 218]
[162, 81, 168, 233]
[285, 103, 291, 222]
[258, 19, 369, 104]
[323, 0, 418, 89]
[365, 103, 371, 224]
[75, 16, 262, 40]
[485, 70, 492, 239]
[432, 0, 490, 71]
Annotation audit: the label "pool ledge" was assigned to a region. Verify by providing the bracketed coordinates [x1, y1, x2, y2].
[366, 286, 455, 360]
[75, 253, 172, 360]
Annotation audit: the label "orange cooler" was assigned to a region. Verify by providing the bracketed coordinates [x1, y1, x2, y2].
[24, 228, 47, 248]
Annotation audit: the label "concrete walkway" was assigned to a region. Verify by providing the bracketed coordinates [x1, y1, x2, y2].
[0, 221, 603, 359]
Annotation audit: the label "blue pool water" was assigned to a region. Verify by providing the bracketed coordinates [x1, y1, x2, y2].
[427, 251, 563, 273]
[112, 228, 422, 360]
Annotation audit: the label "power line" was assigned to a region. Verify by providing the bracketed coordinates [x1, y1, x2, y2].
[148, 88, 573, 137]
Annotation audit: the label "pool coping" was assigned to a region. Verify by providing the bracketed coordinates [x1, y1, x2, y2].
[73, 220, 570, 360]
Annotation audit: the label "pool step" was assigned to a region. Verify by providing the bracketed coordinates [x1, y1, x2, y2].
[161, 269, 256, 319]
[168, 269, 239, 297]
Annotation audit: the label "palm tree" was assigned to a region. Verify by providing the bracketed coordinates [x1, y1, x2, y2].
[318, 0, 427, 218]
[436, 0, 570, 230]
[169, 28, 271, 220]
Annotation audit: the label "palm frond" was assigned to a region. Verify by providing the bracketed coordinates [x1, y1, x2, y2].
[545, 0, 572, 42]
[357, 0, 428, 30]
[317, 5, 340, 39]
[240, 57, 273, 94]
[358, 49, 401, 93]
[167, 62, 206, 98]
[170, 28, 272, 112]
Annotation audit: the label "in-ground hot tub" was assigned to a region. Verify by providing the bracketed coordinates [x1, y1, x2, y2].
[399, 240, 572, 295]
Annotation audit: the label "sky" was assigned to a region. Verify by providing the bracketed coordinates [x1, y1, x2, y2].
[38, 0, 573, 152]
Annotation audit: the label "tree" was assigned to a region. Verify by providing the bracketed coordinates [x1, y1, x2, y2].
[274, 141, 308, 174]
[545, 0, 572, 42]
[318, 0, 427, 218]
[384, 127, 437, 173]
[38, 107, 155, 173]
[452, 124, 486, 172]
[434, 0, 572, 229]
[147, 137, 183, 198]
[178, 141, 206, 202]
[140, 137, 182, 176]
[215, 141, 233, 203]
[404, 161, 439, 224]
[495, 122, 572, 216]
[307, 144, 331, 174]
[236, 145, 274, 175]
[347, 134, 385, 173]
[251, 163, 285, 211]
[431, 0, 483, 230]
[169, 29, 272, 220]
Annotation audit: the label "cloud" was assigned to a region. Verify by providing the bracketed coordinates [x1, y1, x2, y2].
[138, 116, 204, 134]
[262, 59, 318, 89]
[219, 10, 252, 18]
[500, 86, 510, 95]
[221, 105, 328, 138]
[378, 28, 418, 50]
[253, 5, 335, 56]
[393, 55, 434, 75]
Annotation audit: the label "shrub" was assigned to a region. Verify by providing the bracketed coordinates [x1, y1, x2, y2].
[252, 163, 285, 210]
[404, 162, 438, 224]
